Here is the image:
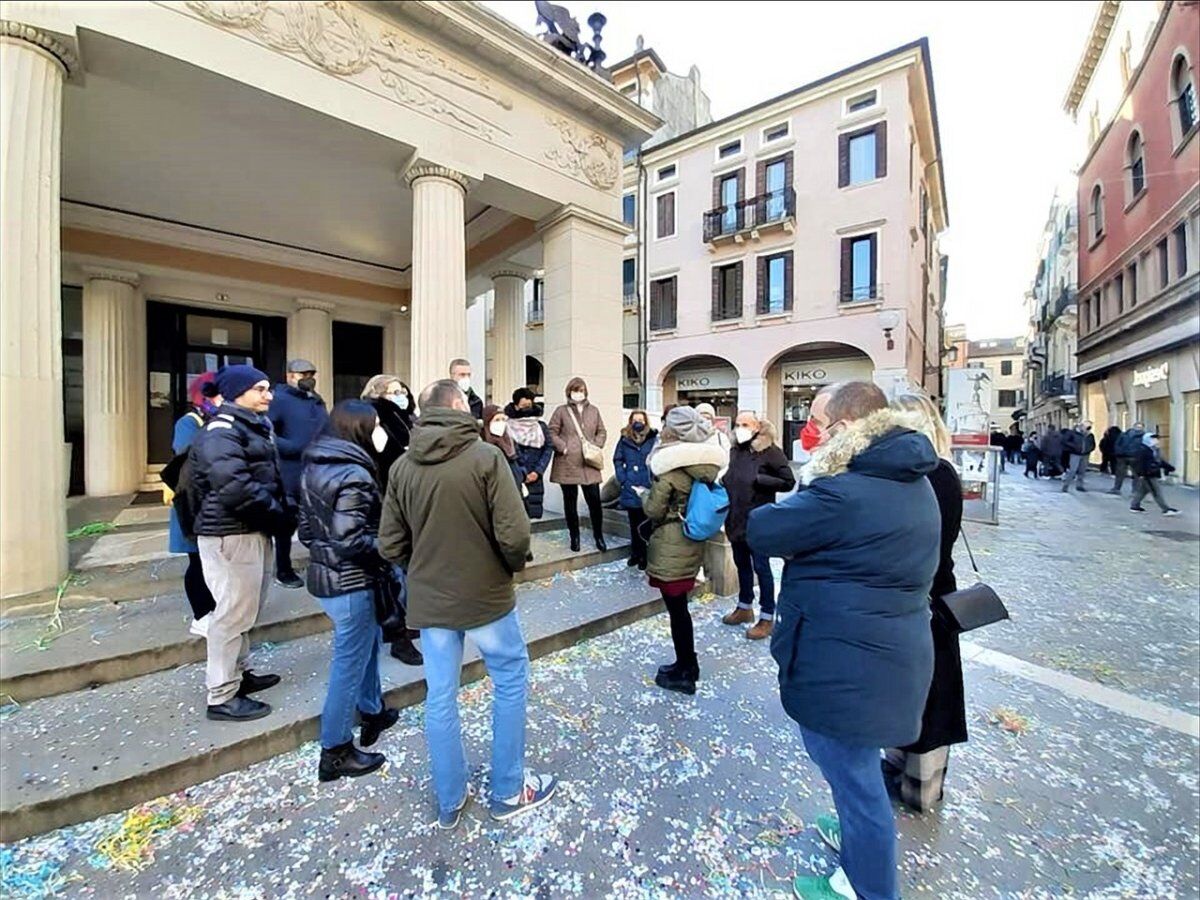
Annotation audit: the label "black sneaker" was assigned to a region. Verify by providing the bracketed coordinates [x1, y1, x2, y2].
[655, 667, 697, 695]
[275, 572, 304, 589]
[207, 695, 271, 722]
[1130, 506, 1146, 512]
[318, 741, 385, 783]
[359, 707, 400, 747]
[237, 670, 281, 696]
[390, 638, 424, 666]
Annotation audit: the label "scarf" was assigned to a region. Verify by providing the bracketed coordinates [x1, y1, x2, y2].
[507, 417, 545, 449]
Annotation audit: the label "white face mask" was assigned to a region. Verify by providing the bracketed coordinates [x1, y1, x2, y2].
[489, 420, 508, 437]
[371, 425, 388, 453]
[734, 426, 755, 446]
[389, 393, 409, 411]
[570, 391, 586, 404]
[456, 377, 471, 393]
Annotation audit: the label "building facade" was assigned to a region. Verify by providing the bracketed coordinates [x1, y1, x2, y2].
[966, 338, 1027, 427]
[601, 39, 948, 454]
[0, 0, 658, 598]
[1070, 0, 1200, 483]
[1023, 191, 1080, 433]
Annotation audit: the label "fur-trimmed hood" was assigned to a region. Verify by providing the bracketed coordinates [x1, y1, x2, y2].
[800, 409, 936, 485]
[747, 418, 780, 454]
[650, 439, 728, 477]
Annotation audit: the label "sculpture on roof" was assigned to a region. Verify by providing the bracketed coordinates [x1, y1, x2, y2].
[534, 0, 607, 72]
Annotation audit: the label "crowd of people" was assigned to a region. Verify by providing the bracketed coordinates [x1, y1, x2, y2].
[170, 361, 1002, 898]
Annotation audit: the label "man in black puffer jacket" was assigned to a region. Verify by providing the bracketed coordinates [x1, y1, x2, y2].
[189, 365, 288, 723]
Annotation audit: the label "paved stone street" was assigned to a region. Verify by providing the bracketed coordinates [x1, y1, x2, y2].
[1, 473, 1197, 899]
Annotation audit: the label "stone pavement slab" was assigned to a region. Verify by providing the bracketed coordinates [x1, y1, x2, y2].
[2, 593, 1195, 898]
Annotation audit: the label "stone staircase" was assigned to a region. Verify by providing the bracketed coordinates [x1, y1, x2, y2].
[0, 515, 678, 843]
[138, 462, 166, 494]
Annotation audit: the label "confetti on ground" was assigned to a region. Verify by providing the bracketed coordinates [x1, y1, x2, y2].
[89, 796, 203, 873]
[987, 707, 1032, 735]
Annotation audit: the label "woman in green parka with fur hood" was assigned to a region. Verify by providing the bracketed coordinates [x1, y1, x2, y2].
[643, 406, 728, 695]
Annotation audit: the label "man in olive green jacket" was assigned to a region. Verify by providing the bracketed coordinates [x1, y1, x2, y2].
[379, 379, 555, 829]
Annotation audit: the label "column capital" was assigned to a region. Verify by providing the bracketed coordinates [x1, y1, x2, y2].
[295, 297, 336, 314]
[0, 20, 79, 76]
[490, 269, 530, 283]
[82, 266, 139, 287]
[404, 164, 469, 194]
[535, 203, 629, 239]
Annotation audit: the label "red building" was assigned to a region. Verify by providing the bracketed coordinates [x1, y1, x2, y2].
[1076, 0, 1200, 483]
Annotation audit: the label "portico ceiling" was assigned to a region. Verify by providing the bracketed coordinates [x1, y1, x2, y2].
[62, 31, 547, 276]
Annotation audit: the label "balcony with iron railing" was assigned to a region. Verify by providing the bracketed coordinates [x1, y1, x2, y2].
[526, 305, 544, 325]
[622, 288, 638, 309]
[703, 187, 796, 244]
[834, 282, 888, 305]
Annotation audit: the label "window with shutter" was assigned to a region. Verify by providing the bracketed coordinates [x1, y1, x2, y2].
[841, 234, 877, 302]
[759, 252, 792, 314]
[874, 121, 887, 179]
[713, 263, 742, 321]
[650, 277, 677, 331]
[656, 192, 676, 238]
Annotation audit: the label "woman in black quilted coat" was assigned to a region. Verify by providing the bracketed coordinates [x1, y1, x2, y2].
[299, 400, 399, 782]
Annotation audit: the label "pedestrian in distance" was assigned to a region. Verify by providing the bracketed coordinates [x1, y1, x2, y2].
[1099, 425, 1122, 475]
[884, 392, 968, 812]
[503, 388, 554, 527]
[188, 365, 288, 722]
[1039, 425, 1063, 478]
[448, 358, 484, 423]
[298, 400, 399, 782]
[747, 381, 940, 900]
[1004, 426, 1023, 467]
[379, 379, 554, 828]
[1022, 430, 1041, 479]
[613, 409, 658, 571]
[548, 377, 608, 553]
[989, 427, 1006, 473]
[1060, 421, 1095, 493]
[268, 359, 329, 588]
[719, 411, 795, 641]
[1109, 421, 1145, 495]
[170, 371, 220, 637]
[1130, 432, 1180, 516]
[360, 374, 415, 486]
[644, 406, 727, 696]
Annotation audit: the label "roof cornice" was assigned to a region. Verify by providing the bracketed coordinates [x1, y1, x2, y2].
[1063, 0, 1120, 115]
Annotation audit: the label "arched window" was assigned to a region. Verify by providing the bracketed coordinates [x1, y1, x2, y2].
[1090, 183, 1105, 242]
[1173, 54, 1197, 136]
[1127, 130, 1146, 197]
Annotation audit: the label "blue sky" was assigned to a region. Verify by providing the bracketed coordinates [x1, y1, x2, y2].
[484, 0, 1098, 340]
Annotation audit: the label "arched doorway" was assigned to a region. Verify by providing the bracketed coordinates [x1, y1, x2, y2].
[525, 355, 544, 396]
[765, 343, 874, 458]
[662, 354, 740, 421]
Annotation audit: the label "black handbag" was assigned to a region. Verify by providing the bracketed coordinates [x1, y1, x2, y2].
[940, 529, 1009, 633]
[373, 567, 408, 643]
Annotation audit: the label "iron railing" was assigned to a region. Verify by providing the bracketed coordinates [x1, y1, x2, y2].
[622, 289, 638, 309]
[836, 282, 888, 304]
[526, 306, 544, 324]
[703, 187, 796, 242]
[1042, 373, 1076, 397]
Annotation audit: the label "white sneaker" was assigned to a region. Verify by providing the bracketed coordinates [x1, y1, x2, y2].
[189, 615, 210, 638]
[828, 867, 857, 899]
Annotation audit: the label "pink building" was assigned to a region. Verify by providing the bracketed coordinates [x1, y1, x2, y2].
[1074, 0, 1200, 482]
[614, 40, 948, 455]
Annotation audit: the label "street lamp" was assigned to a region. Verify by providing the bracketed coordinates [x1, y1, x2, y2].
[877, 309, 902, 350]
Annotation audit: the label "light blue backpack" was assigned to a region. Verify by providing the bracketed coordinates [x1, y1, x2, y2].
[682, 480, 729, 541]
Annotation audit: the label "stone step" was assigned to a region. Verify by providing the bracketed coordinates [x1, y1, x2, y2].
[0, 528, 629, 704]
[0, 560, 664, 842]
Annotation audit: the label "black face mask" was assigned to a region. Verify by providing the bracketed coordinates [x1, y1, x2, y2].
[297, 377, 317, 393]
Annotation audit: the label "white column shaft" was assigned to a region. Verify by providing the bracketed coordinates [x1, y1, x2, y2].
[409, 172, 466, 393]
[382, 311, 411, 384]
[83, 276, 143, 495]
[737, 377, 767, 417]
[287, 303, 334, 394]
[0, 33, 68, 596]
[490, 274, 526, 404]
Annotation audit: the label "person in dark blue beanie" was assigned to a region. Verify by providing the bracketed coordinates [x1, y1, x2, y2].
[188, 365, 288, 722]
[268, 359, 329, 589]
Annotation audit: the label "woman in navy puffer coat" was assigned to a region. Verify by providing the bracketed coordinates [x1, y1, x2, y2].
[613, 410, 658, 569]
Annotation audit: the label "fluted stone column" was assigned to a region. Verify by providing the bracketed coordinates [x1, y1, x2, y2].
[538, 205, 626, 479]
[287, 299, 334, 393]
[406, 165, 467, 394]
[490, 271, 527, 403]
[382, 310, 411, 384]
[0, 22, 76, 597]
[83, 268, 144, 496]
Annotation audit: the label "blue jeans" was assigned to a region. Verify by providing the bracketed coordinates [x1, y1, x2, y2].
[801, 726, 898, 900]
[318, 590, 383, 749]
[732, 539, 775, 618]
[421, 609, 529, 815]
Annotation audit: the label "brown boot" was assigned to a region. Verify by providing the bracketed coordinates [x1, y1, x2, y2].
[746, 619, 774, 641]
[722, 607, 755, 626]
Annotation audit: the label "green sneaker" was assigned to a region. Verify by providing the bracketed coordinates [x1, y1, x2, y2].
[815, 812, 842, 853]
[792, 873, 855, 900]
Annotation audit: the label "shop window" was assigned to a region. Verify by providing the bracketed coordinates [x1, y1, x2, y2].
[649, 276, 677, 331]
[656, 192, 675, 239]
[711, 262, 743, 321]
[757, 251, 793, 315]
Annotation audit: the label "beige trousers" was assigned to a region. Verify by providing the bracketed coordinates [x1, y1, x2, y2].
[198, 533, 272, 705]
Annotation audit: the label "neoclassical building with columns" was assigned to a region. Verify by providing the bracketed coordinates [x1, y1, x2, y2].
[0, 0, 657, 598]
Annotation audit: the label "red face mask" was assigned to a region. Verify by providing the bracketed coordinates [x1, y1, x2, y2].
[799, 418, 823, 452]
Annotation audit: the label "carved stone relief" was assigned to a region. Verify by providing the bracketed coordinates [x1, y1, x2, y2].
[180, 0, 512, 141]
[543, 114, 620, 190]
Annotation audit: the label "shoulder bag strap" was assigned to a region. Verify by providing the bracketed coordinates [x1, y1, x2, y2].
[567, 406, 587, 443]
[956, 527, 980, 575]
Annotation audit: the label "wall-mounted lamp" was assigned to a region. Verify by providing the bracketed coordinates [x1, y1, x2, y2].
[399, 305, 409, 313]
[877, 309, 902, 351]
